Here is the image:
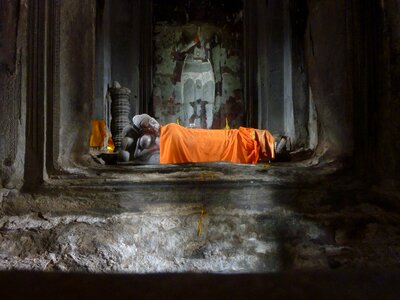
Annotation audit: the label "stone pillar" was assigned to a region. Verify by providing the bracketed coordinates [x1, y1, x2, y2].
[283, 0, 296, 141]
[59, 0, 96, 167]
[0, 0, 28, 188]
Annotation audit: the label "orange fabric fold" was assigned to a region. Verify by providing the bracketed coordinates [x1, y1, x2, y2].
[89, 120, 115, 152]
[160, 123, 274, 164]
[255, 129, 275, 160]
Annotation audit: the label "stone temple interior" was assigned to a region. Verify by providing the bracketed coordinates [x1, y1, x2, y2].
[1, 0, 400, 298]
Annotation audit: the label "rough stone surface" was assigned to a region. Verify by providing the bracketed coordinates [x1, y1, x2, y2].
[0, 163, 399, 273]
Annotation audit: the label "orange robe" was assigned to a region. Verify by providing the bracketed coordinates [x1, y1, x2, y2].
[160, 123, 274, 164]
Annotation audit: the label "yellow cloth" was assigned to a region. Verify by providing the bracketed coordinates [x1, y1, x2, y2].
[160, 123, 274, 164]
[89, 120, 115, 152]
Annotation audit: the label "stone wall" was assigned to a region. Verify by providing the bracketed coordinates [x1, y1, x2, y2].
[304, 0, 354, 158]
[0, 0, 27, 188]
[59, 0, 96, 167]
[377, 0, 400, 181]
[302, 0, 400, 180]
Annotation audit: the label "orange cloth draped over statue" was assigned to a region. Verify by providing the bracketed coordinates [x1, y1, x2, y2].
[89, 120, 115, 152]
[160, 123, 275, 164]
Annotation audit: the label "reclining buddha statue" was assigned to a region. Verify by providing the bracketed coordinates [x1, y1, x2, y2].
[119, 114, 160, 164]
[119, 114, 275, 165]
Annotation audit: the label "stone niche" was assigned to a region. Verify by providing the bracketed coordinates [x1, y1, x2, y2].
[92, 0, 315, 144]
[42, 0, 316, 173]
[152, 0, 245, 129]
[28, 0, 394, 182]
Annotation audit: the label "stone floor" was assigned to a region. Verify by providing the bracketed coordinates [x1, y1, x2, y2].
[0, 161, 400, 273]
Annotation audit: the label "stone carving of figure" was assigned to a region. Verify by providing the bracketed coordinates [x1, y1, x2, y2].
[180, 27, 215, 128]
